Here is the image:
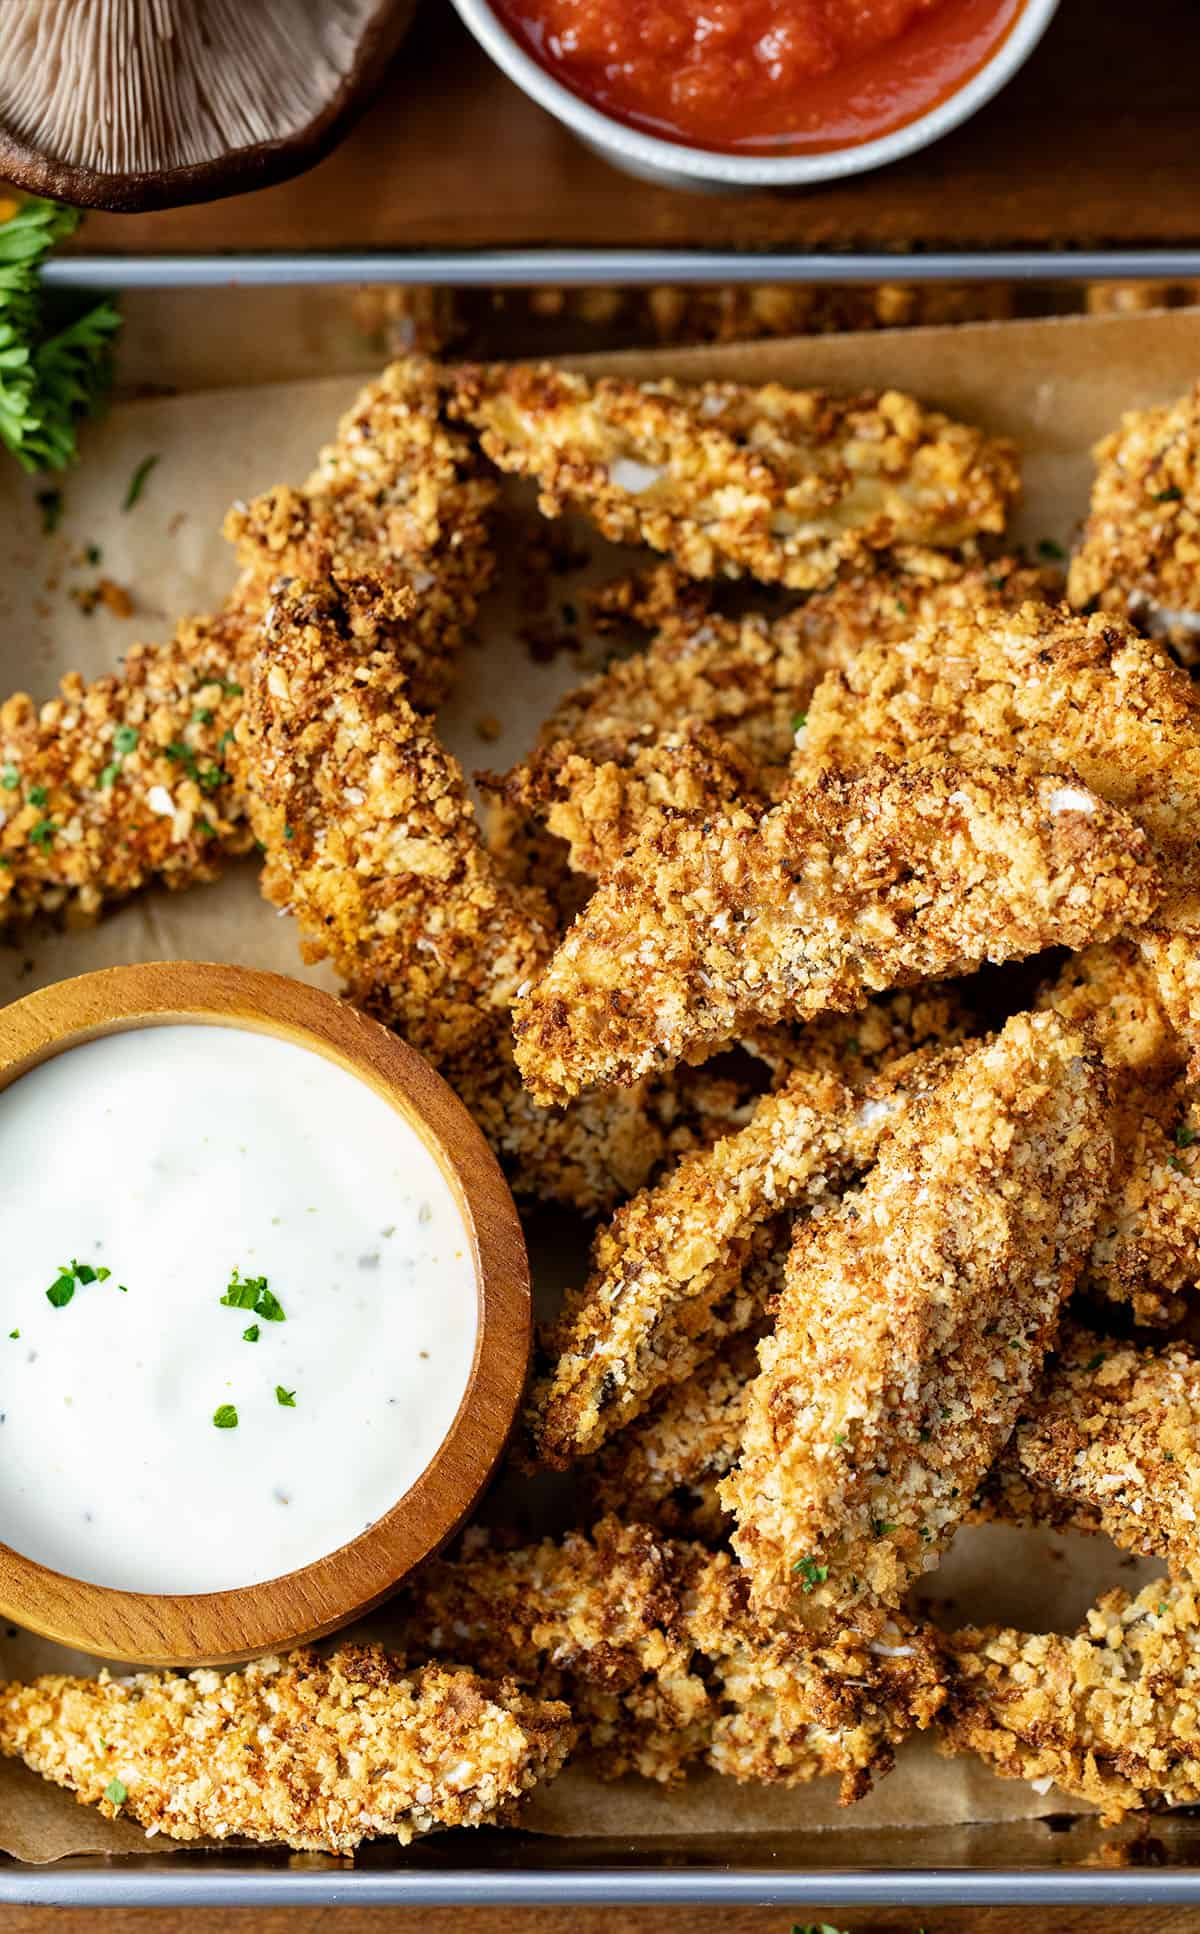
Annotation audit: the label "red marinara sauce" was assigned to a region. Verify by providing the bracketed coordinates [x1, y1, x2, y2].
[490, 0, 1027, 155]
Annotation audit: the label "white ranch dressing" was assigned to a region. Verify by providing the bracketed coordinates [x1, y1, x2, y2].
[0, 1024, 478, 1593]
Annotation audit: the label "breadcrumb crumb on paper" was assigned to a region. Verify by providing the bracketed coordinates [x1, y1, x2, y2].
[396, 1519, 946, 1800]
[942, 1577, 1200, 1823]
[450, 363, 1020, 590]
[0, 1648, 573, 1854]
[1068, 381, 1200, 657]
[721, 1012, 1114, 1624]
[513, 757, 1158, 1106]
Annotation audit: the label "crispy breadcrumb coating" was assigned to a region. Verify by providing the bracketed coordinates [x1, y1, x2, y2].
[451, 364, 1019, 591]
[516, 553, 1058, 838]
[397, 1519, 945, 1798]
[1068, 382, 1200, 657]
[513, 758, 1157, 1105]
[0, 1648, 573, 1853]
[583, 1331, 761, 1541]
[509, 723, 765, 880]
[722, 1013, 1113, 1623]
[238, 575, 553, 1070]
[1005, 1329, 1200, 1577]
[527, 1012, 969, 1466]
[238, 575, 763, 1213]
[1038, 943, 1200, 1323]
[226, 357, 496, 714]
[0, 359, 491, 929]
[804, 603, 1200, 903]
[0, 609, 251, 928]
[942, 1577, 1200, 1822]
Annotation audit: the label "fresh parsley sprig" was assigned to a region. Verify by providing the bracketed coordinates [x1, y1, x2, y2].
[0, 198, 121, 475]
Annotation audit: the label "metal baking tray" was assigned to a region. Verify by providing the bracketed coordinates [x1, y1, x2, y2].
[5, 254, 1200, 1907]
[41, 248, 1200, 289]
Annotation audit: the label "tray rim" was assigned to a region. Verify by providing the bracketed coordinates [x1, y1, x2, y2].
[42, 248, 1200, 288]
[4, 1863, 1200, 1906]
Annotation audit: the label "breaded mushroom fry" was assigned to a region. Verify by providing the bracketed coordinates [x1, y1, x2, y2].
[398, 1519, 945, 1799]
[722, 1012, 1113, 1622]
[0, 1648, 573, 1853]
[513, 758, 1157, 1105]
[451, 364, 1020, 589]
[943, 1578, 1200, 1822]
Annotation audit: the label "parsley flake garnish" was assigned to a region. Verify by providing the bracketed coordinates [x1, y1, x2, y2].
[28, 817, 56, 849]
[26, 784, 46, 808]
[0, 765, 17, 790]
[275, 1385, 297, 1408]
[791, 711, 807, 733]
[212, 1404, 238, 1430]
[1170, 1153, 1186, 1172]
[104, 1777, 127, 1805]
[873, 1519, 898, 1537]
[1085, 1352, 1105, 1372]
[242, 1323, 260, 1343]
[97, 762, 120, 789]
[8, 1328, 17, 1339]
[221, 680, 242, 698]
[833, 1431, 847, 1446]
[220, 1268, 285, 1323]
[123, 453, 159, 511]
[1154, 485, 1184, 503]
[192, 707, 214, 725]
[1176, 1123, 1197, 1148]
[113, 724, 138, 757]
[791, 1553, 828, 1593]
[1038, 538, 1066, 561]
[45, 1258, 119, 1307]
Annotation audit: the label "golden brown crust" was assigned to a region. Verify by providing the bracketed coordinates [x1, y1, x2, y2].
[1068, 383, 1200, 655]
[1006, 1329, 1200, 1574]
[0, 358, 492, 930]
[722, 1013, 1113, 1623]
[226, 357, 496, 713]
[513, 758, 1158, 1105]
[521, 553, 1058, 819]
[942, 1578, 1200, 1822]
[582, 1331, 760, 1542]
[0, 1647, 573, 1853]
[0, 610, 252, 927]
[398, 1519, 945, 1797]
[804, 601, 1200, 901]
[1038, 943, 1200, 1323]
[451, 363, 1020, 589]
[239, 575, 553, 1070]
[527, 1007, 971, 1466]
[238, 578, 766, 1215]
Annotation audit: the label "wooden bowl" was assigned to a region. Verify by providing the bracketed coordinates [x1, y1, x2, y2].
[0, 962, 529, 1667]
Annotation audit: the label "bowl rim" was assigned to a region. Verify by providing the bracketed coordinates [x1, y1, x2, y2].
[449, 0, 1060, 187]
[0, 961, 530, 1667]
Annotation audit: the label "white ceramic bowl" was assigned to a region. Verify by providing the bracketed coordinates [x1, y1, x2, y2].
[450, 0, 1060, 191]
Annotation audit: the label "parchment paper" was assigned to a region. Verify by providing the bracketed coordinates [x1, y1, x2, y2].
[0, 306, 1198, 1861]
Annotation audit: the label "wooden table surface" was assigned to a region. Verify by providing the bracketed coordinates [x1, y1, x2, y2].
[65, 0, 1200, 256]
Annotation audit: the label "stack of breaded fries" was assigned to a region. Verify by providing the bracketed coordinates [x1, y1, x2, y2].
[4, 354, 1200, 1848]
